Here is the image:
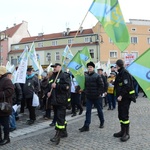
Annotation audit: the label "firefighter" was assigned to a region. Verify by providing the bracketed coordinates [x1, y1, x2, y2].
[47, 63, 71, 145]
[114, 59, 135, 142]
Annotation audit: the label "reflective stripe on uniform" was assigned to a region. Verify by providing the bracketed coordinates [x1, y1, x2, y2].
[129, 90, 135, 94]
[65, 121, 67, 125]
[119, 82, 123, 86]
[56, 123, 65, 129]
[49, 79, 53, 83]
[120, 120, 130, 124]
[68, 98, 71, 102]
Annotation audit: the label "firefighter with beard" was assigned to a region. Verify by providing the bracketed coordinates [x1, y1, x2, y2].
[113, 59, 136, 142]
[47, 63, 71, 145]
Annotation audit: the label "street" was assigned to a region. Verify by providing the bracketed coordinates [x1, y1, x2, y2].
[1, 93, 150, 150]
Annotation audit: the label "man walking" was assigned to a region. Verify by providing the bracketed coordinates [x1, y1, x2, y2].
[79, 61, 104, 132]
[47, 63, 71, 145]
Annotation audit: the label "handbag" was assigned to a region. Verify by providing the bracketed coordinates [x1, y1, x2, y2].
[0, 92, 12, 115]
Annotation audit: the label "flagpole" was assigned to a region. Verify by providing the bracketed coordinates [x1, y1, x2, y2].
[47, 9, 90, 99]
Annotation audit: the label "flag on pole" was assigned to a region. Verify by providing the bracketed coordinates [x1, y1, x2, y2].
[28, 42, 39, 71]
[18, 48, 27, 64]
[79, 46, 91, 67]
[67, 52, 85, 90]
[127, 48, 150, 99]
[15, 47, 29, 83]
[62, 45, 74, 62]
[89, 0, 130, 51]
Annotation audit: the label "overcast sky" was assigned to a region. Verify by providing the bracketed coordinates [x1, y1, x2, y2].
[0, 0, 150, 36]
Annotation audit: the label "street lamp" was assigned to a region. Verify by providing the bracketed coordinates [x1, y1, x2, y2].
[0, 31, 7, 66]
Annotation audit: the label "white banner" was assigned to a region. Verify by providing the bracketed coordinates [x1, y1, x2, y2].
[124, 53, 136, 65]
[15, 48, 28, 83]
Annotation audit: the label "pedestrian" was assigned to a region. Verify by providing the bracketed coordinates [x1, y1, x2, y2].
[113, 59, 136, 142]
[107, 72, 116, 110]
[0, 66, 14, 145]
[47, 63, 71, 145]
[79, 61, 104, 132]
[70, 74, 83, 117]
[23, 68, 40, 125]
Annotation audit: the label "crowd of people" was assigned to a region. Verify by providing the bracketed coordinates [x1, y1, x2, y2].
[0, 59, 145, 146]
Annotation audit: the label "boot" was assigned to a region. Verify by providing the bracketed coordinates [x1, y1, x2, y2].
[0, 127, 2, 143]
[120, 125, 130, 142]
[0, 134, 10, 146]
[60, 124, 68, 138]
[79, 126, 89, 132]
[50, 130, 61, 145]
[113, 124, 124, 138]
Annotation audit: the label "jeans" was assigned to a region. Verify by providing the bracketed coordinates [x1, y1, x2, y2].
[84, 97, 104, 127]
[107, 94, 116, 109]
[9, 108, 16, 129]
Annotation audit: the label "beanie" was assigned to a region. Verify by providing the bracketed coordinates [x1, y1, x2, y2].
[116, 59, 124, 68]
[87, 61, 95, 68]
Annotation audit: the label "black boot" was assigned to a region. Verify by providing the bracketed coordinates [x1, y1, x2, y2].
[0, 127, 2, 143]
[50, 130, 61, 145]
[79, 126, 89, 132]
[60, 125, 68, 138]
[0, 134, 10, 146]
[113, 124, 124, 138]
[120, 125, 130, 142]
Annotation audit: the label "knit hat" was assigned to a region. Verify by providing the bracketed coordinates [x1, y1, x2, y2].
[0, 66, 7, 75]
[41, 71, 48, 77]
[116, 59, 124, 68]
[87, 61, 95, 68]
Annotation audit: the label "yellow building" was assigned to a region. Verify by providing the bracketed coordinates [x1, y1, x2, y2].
[93, 19, 150, 64]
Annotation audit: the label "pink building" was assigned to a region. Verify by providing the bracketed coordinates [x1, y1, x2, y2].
[0, 21, 30, 65]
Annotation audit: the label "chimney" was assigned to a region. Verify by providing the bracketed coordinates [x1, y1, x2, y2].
[6, 27, 9, 30]
[66, 28, 70, 35]
[38, 33, 44, 36]
[80, 26, 83, 34]
[14, 23, 16, 26]
[62, 31, 66, 36]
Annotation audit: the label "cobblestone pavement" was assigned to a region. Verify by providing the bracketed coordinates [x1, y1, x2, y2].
[1, 93, 150, 150]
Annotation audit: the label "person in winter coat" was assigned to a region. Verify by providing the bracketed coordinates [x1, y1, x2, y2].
[79, 62, 104, 132]
[23, 68, 39, 125]
[47, 63, 71, 145]
[114, 59, 135, 142]
[0, 66, 14, 146]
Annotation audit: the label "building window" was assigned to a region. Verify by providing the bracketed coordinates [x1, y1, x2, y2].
[84, 37, 90, 43]
[148, 29, 150, 32]
[0, 45, 3, 52]
[38, 42, 43, 48]
[55, 52, 60, 61]
[46, 53, 51, 62]
[89, 49, 94, 58]
[147, 38, 150, 44]
[68, 39, 73, 44]
[14, 45, 19, 50]
[131, 28, 136, 32]
[121, 51, 128, 58]
[109, 38, 114, 43]
[131, 52, 138, 59]
[110, 51, 117, 58]
[131, 37, 138, 44]
[52, 41, 57, 46]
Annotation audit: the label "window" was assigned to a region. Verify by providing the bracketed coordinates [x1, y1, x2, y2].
[38, 42, 43, 47]
[84, 37, 90, 43]
[131, 28, 136, 32]
[46, 53, 51, 62]
[110, 51, 117, 58]
[147, 38, 150, 44]
[52, 40, 57, 46]
[148, 28, 150, 32]
[131, 37, 138, 44]
[55, 52, 60, 61]
[109, 38, 114, 43]
[0, 45, 3, 52]
[131, 52, 138, 59]
[14, 45, 19, 50]
[121, 51, 128, 58]
[68, 39, 73, 44]
[89, 49, 94, 58]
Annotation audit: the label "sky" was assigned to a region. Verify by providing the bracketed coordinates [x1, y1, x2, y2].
[0, 0, 150, 36]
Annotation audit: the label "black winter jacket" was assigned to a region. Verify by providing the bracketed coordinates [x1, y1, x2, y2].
[85, 71, 104, 100]
[48, 71, 71, 106]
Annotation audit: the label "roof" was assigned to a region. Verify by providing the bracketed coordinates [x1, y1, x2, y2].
[1, 23, 22, 38]
[19, 28, 94, 43]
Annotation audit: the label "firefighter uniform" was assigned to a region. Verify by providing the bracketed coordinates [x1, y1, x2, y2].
[114, 59, 135, 142]
[48, 63, 71, 145]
